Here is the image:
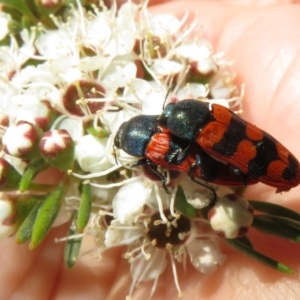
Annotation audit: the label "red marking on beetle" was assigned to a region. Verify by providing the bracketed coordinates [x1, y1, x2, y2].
[212, 104, 232, 126]
[245, 124, 264, 141]
[230, 140, 257, 172]
[276, 143, 290, 164]
[146, 133, 258, 187]
[197, 122, 227, 146]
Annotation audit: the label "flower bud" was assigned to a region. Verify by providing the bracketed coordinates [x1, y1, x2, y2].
[208, 194, 253, 239]
[0, 197, 17, 239]
[39, 129, 74, 172]
[2, 121, 43, 159]
[16, 99, 54, 131]
[35, 0, 64, 16]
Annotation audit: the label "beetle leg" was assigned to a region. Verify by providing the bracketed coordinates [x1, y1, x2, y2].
[133, 159, 171, 194]
[146, 161, 171, 194]
[230, 166, 249, 186]
[176, 141, 193, 163]
[131, 158, 148, 167]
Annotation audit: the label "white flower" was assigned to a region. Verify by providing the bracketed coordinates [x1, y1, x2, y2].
[177, 83, 209, 100]
[0, 30, 35, 80]
[144, 13, 184, 38]
[208, 194, 253, 239]
[149, 59, 183, 77]
[105, 219, 144, 247]
[186, 239, 226, 274]
[101, 58, 137, 92]
[56, 117, 84, 141]
[112, 179, 152, 224]
[174, 40, 214, 62]
[15, 98, 52, 130]
[35, 29, 75, 59]
[85, 1, 138, 57]
[75, 135, 112, 173]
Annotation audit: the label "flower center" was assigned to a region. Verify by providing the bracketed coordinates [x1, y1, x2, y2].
[146, 209, 191, 249]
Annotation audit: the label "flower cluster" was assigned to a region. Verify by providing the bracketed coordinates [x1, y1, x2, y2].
[0, 1, 299, 299]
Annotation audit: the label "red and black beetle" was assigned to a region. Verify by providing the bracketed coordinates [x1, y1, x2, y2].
[114, 114, 258, 192]
[157, 99, 300, 192]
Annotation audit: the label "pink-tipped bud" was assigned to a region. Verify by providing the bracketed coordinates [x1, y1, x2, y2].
[39, 129, 74, 172]
[2, 121, 43, 159]
[208, 194, 253, 239]
[16, 100, 54, 131]
[0, 196, 17, 239]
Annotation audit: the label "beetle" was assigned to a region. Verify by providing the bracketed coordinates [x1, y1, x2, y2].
[156, 99, 300, 192]
[114, 114, 258, 193]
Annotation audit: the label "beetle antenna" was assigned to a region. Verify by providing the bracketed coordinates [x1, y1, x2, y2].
[162, 85, 174, 110]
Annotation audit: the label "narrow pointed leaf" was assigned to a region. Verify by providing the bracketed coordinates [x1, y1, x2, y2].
[174, 185, 198, 218]
[260, 215, 300, 231]
[0, 158, 22, 191]
[252, 215, 300, 243]
[29, 185, 66, 249]
[16, 201, 41, 244]
[15, 196, 41, 227]
[19, 157, 49, 192]
[235, 235, 253, 248]
[64, 213, 82, 268]
[249, 200, 300, 222]
[77, 182, 92, 232]
[226, 238, 293, 274]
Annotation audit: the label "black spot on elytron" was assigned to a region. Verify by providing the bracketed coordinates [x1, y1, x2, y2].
[211, 113, 290, 179]
[282, 155, 299, 181]
[247, 136, 280, 178]
[212, 117, 248, 157]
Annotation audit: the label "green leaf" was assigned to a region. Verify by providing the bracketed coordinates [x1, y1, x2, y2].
[14, 196, 41, 227]
[16, 201, 41, 244]
[21, 15, 31, 30]
[29, 185, 66, 249]
[7, 20, 23, 34]
[64, 213, 82, 268]
[0, 0, 38, 24]
[86, 126, 108, 138]
[77, 182, 92, 232]
[261, 215, 300, 231]
[249, 200, 300, 222]
[226, 238, 293, 274]
[174, 185, 198, 218]
[235, 235, 253, 248]
[19, 157, 49, 192]
[0, 158, 22, 191]
[252, 215, 300, 243]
